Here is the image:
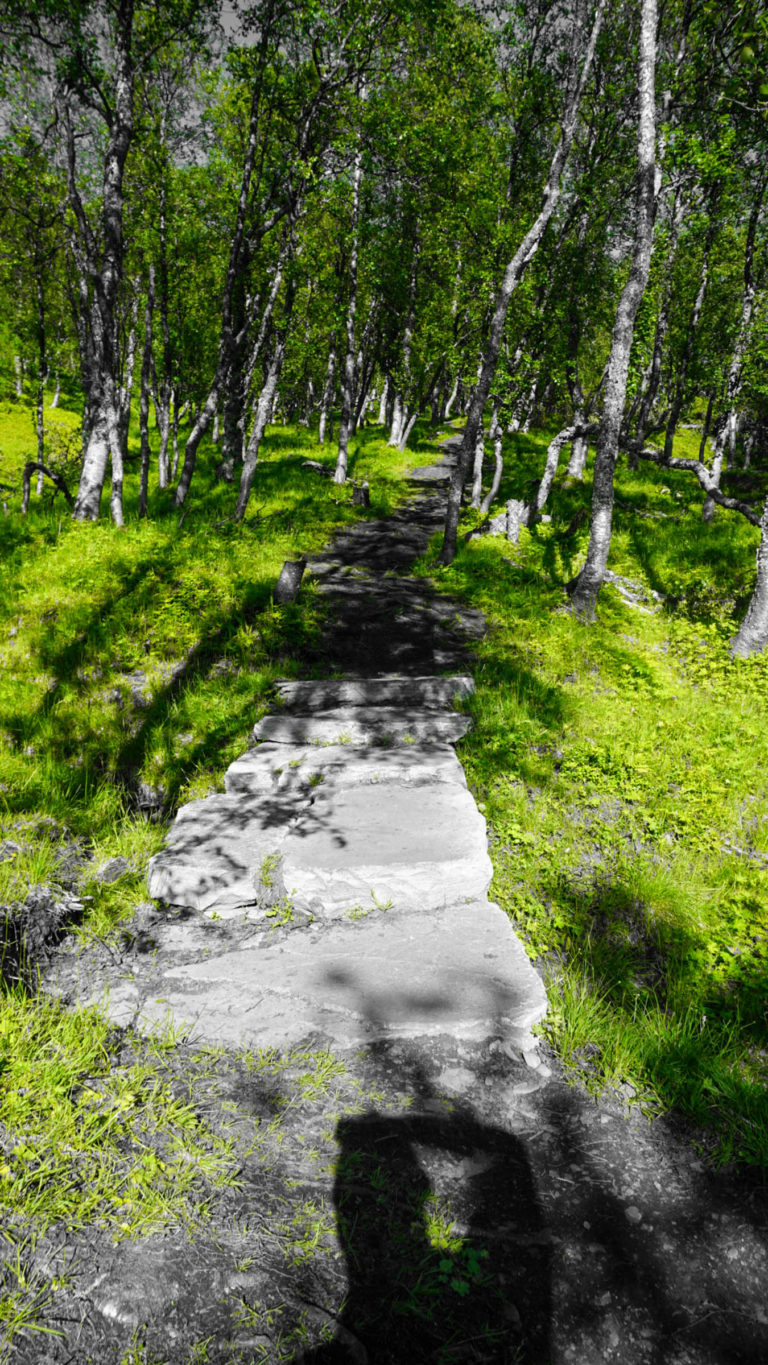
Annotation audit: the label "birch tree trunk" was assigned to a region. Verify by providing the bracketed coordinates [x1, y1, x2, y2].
[470, 426, 485, 508]
[702, 185, 764, 520]
[731, 491, 768, 656]
[438, 0, 607, 564]
[318, 331, 337, 444]
[234, 270, 299, 521]
[568, 0, 657, 618]
[479, 401, 503, 515]
[377, 373, 389, 426]
[69, 4, 135, 522]
[138, 265, 155, 518]
[663, 218, 716, 458]
[34, 275, 47, 495]
[388, 239, 419, 447]
[335, 148, 363, 484]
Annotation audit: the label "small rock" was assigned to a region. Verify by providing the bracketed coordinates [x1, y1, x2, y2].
[95, 856, 132, 884]
[135, 782, 166, 814]
[0, 840, 20, 862]
[625, 1205, 642, 1224]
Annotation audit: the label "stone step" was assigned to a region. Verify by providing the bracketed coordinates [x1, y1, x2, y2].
[275, 783, 492, 915]
[147, 793, 291, 913]
[136, 900, 547, 1052]
[273, 675, 473, 711]
[225, 742, 467, 799]
[252, 708, 472, 747]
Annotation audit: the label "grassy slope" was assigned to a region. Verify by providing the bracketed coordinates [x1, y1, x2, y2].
[430, 427, 768, 1166]
[1, 395, 768, 1350]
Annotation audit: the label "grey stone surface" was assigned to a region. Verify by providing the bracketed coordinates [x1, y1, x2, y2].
[224, 741, 467, 799]
[251, 707, 472, 746]
[279, 782, 492, 914]
[136, 900, 547, 1049]
[274, 675, 474, 710]
[147, 793, 291, 912]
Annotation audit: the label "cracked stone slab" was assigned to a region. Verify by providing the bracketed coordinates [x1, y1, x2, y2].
[278, 782, 492, 914]
[147, 793, 291, 912]
[224, 742, 467, 799]
[135, 900, 547, 1049]
[274, 675, 474, 710]
[251, 707, 472, 746]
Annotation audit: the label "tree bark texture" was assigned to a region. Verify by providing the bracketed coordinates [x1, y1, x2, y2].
[70, 2, 135, 521]
[569, 0, 657, 618]
[335, 148, 363, 484]
[702, 183, 764, 520]
[234, 266, 299, 521]
[138, 265, 155, 518]
[479, 401, 504, 515]
[731, 492, 768, 657]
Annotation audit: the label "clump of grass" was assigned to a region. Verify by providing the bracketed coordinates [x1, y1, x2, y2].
[422, 425, 768, 1165]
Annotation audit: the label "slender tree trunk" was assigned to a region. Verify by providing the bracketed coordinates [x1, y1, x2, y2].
[398, 411, 419, 452]
[377, 373, 389, 426]
[234, 269, 299, 521]
[439, 0, 607, 564]
[170, 389, 183, 480]
[116, 298, 139, 473]
[34, 275, 47, 494]
[731, 490, 768, 656]
[173, 26, 279, 508]
[335, 148, 363, 483]
[470, 425, 485, 509]
[387, 238, 419, 447]
[567, 429, 589, 479]
[479, 402, 504, 515]
[663, 220, 715, 459]
[138, 264, 155, 518]
[154, 178, 173, 490]
[318, 331, 337, 444]
[702, 185, 764, 520]
[630, 199, 684, 450]
[569, 0, 657, 617]
[68, 5, 135, 521]
[389, 392, 404, 446]
[49, 373, 60, 408]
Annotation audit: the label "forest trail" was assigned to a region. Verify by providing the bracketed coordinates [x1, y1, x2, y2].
[40, 435, 768, 1365]
[52, 430, 548, 1067]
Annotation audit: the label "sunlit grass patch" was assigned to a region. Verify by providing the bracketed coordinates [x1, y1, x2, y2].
[415, 426, 768, 1165]
[0, 992, 237, 1237]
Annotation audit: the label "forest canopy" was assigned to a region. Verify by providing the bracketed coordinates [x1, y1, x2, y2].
[1, 0, 768, 645]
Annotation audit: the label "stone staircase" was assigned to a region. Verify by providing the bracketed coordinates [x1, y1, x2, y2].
[139, 674, 547, 1056]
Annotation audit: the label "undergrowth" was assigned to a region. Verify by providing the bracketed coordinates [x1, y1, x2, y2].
[420, 422, 768, 1168]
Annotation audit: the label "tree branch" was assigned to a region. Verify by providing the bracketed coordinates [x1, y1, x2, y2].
[21, 462, 74, 514]
[633, 446, 761, 525]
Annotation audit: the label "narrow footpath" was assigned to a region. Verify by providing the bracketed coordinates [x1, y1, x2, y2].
[43, 437, 768, 1365]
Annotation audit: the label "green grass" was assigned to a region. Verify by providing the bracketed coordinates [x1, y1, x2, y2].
[2, 391, 768, 1351]
[418, 422, 768, 1165]
[0, 394, 421, 1354]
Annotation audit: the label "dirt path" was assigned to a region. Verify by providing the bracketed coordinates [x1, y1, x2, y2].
[31, 436, 768, 1365]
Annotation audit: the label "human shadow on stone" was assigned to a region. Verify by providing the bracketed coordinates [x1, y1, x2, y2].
[295, 1056, 550, 1365]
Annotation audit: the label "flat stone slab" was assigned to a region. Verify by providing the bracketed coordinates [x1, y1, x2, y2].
[278, 783, 492, 913]
[274, 675, 473, 710]
[252, 708, 472, 746]
[136, 900, 547, 1049]
[224, 742, 467, 799]
[147, 793, 290, 912]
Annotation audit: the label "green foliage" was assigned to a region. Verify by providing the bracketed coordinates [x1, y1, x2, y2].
[418, 424, 768, 1166]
